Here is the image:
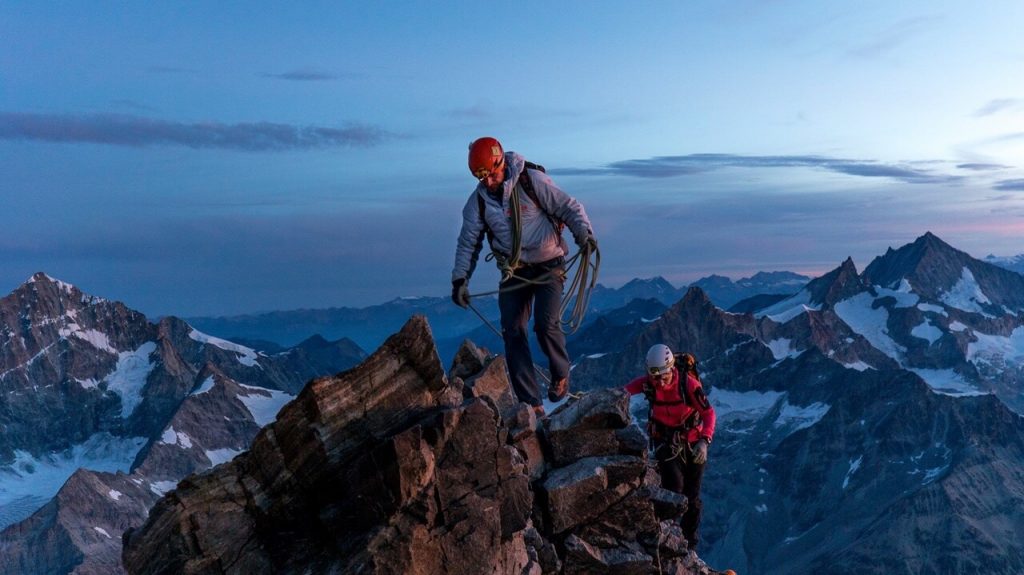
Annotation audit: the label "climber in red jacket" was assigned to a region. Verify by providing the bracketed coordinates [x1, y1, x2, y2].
[624, 344, 716, 551]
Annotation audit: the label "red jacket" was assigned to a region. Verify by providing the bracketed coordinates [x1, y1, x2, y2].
[625, 367, 716, 444]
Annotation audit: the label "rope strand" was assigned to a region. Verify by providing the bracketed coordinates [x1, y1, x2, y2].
[470, 246, 599, 335]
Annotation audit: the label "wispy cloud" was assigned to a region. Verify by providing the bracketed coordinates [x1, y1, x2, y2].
[957, 162, 1009, 171]
[555, 153, 963, 184]
[974, 98, 1024, 117]
[0, 112, 390, 151]
[262, 68, 355, 81]
[846, 16, 941, 59]
[994, 179, 1024, 192]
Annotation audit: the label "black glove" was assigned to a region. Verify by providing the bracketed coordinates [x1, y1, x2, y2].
[451, 278, 470, 308]
[692, 438, 709, 465]
[577, 234, 598, 252]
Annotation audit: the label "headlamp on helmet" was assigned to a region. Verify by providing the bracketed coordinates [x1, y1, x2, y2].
[468, 136, 504, 180]
[646, 344, 675, 377]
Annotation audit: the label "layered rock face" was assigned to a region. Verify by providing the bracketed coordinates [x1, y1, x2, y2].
[122, 317, 726, 575]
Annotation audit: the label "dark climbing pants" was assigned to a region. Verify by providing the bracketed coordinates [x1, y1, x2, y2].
[498, 257, 568, 407]
[654, 441, 706, 549]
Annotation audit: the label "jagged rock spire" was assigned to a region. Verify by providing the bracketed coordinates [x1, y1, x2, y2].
[805, 256, 863, 307]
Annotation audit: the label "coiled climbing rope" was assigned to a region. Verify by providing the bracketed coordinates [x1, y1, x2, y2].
[468, 177, 600, 337]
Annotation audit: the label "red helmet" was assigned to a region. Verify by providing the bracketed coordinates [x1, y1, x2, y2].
[468, 137, 504, 179]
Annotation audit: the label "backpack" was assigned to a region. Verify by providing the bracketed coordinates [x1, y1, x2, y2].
[477, 161, 564, 244]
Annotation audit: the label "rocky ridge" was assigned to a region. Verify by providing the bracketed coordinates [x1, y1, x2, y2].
[122, 316, 728, 575]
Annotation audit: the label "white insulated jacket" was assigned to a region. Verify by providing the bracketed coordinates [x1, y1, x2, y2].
[451, 152, 593, 283]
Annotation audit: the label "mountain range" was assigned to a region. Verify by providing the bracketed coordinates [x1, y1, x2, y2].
[0, 274, 365, 574]
[116, 230, 1024, 574]
[185, 271, 810, 366]
[984, 253, 1024, 276]
[3, 231, 1024, 573]
[570, 231, 1024, 573]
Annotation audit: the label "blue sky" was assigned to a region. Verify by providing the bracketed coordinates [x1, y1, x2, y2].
[2, 2, 1023, 316]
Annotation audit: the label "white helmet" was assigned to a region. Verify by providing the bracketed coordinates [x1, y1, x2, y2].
[646, 344, 675, 376]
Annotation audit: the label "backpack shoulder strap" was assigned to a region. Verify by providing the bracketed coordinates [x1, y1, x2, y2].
[684, 372, 712, 410]
[518, 161, 563, 232]
[518, 162, 542, 207]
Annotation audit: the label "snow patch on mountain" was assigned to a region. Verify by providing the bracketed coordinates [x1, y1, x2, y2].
[188, 329, 261, 367]
[911, 320, 943, 345]
[0, 433, 147, 529]
[967, 326, 1024, 365]
[58, 323, 117, 354]
[756, 290, 820, 323]
[237, 384, 294, 426]
[940, 268, 993, 316]
[909, 368, 986, 397]
[160, 427, 193, 449]
[835, 292, 906, 361]
[773, 401, 830, 434]
[205, 447, 243, 466]
[191, 376, 216, 395]
[842, 361, 872, 371]
[711, 389, 784, 420]
[917, 302, 947, 316]
[843, 456, 863, 489]
[149, 480, 178, 497]
[105, 341, 158, 418]
[875, 279, 919, 308]
[766, 338, 803, 361]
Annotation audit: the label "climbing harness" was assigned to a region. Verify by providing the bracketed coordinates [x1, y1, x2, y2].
[473, 243, 599, 335]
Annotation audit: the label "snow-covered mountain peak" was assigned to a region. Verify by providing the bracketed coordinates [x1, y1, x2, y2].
[10, 271, 111, 314]
[861, 233, 1024, 316]
[26, 272, 74, 293]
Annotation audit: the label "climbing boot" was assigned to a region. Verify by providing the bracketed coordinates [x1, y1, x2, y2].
[548, 377, 569, 402]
